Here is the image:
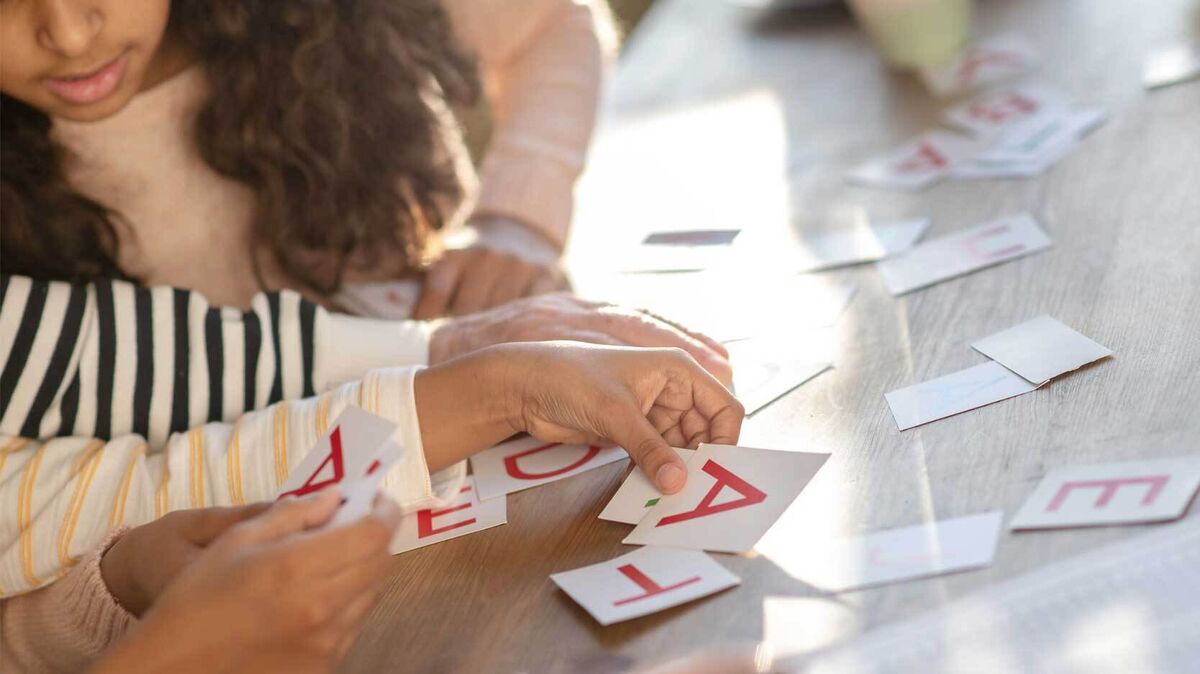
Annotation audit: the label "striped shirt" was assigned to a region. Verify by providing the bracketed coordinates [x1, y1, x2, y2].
[0, 275, 458, 598]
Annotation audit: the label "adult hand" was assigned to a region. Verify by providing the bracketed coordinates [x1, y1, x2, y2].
[412, 247, 566, 319]
[91, 491, 402, 674]
[428, 293, 732, 387]
[414, 342, 744, 495]
[100, 503, 270, 616]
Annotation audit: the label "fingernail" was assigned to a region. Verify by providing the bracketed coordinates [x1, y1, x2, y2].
[656, 464, 686, 493]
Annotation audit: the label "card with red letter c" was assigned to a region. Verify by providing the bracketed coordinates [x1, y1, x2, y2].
[550, 546, 739, 625]
[623, 444, 829, 553]
[470, 436, 628, 501]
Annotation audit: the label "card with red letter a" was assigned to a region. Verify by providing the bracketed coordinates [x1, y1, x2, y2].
[471, 436, 627, 501]
[623, 444, 829, 553]
[550, 546, 739, 625]
[389, 476, 506, 554]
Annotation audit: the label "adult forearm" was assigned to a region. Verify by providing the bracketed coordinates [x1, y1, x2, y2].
[413, 347, 522, 472]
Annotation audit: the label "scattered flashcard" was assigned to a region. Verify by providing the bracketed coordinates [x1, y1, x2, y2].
[1010, 457, 1200, 530]
[336, 281, 420, 320]
[876, 213, 1051, 296]
[920, 35, 1039, 98]
[943, 84, 1067, 138]
[885, 361, 1038, 431]
[599, 448, 696, 525]
[972, 315, 1112, 385]
[276, 406, 405, 527]
[728, 345, 831, 415]
[1143, 43, 1200, 89]
[550, 546, 740, 625]
[623, 444, 829, 553]
[788, 218, 932, 273]
[620, 228, 743, 272]
[390, 476, 507, 554]
[950, 108, 1106, 180]
[794, 511, 1004, 592]
[846, 131, 982, 191]
[471, 437, 627, 501]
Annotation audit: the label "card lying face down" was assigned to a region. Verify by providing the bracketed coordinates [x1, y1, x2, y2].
[972, 315, 1112, 385]
[471, 436, 627, 501]
[1010, 457, 1200, 531]
[390, 476, 507, 554]
[623, 444, 830, 553]
[550, 546, 740, 625]
[788, 511, 1004, 593]
[276, 406, 406, 528]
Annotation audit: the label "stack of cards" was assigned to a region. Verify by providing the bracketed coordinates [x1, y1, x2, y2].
[885, 315, 1112, 430]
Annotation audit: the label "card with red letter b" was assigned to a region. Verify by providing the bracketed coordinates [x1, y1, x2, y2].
[550, 546, 739, 625]
[623, 444, 829, 553]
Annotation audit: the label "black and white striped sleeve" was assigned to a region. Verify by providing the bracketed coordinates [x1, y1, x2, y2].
[0, 275, 431, 447]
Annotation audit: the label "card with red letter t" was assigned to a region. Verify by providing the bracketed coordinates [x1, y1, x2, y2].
[471, 436, 627, 501]
[390, 476, 506, 554]
[550, 546, 739, 625]
[1009, 456, 1200, 530]
[623, 444, 830, 553]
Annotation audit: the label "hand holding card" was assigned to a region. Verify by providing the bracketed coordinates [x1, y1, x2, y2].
[275, 406, 408, 528]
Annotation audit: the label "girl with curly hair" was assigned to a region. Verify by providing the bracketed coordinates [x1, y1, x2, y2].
[0, 1, 741, 670]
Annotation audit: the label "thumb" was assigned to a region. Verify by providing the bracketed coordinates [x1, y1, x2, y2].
[237, 488, 343, 545]
[608, 405, 689, 494]
[183, 502, 273, 545]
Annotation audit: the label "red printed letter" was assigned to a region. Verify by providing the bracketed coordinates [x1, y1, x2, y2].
[417, 486, 477, 538]
[655, 460, 767, 527]
[962, 224, 1024, 260]
[612, 564, 701, 607]
[1046, 475, 1170, 512]
[895, 141, 949, 174]
[277, 427, 345, 499]
[503, 442, 602, 480]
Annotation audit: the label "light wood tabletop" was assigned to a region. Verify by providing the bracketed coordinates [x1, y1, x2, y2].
[344, 0, 1200, 671]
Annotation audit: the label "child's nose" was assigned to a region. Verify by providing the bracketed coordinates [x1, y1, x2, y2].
[37, 0, 104, 59]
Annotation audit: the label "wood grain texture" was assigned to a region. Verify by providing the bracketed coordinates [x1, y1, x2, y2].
[344, 1, 1200, 671]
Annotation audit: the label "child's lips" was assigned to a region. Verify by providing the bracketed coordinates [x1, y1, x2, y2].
[43, 53, 129, 106]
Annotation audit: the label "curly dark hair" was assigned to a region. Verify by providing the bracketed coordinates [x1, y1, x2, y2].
[1, 0, 480, 293]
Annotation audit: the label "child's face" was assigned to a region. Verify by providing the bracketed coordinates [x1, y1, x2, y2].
[0, 0, 174, 122]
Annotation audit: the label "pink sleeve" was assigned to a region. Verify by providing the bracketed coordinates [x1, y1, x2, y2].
[444, 0, 610, 248]
[1, 530, 135, 674]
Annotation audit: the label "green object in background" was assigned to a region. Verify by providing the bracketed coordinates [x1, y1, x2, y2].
[849, 0, 973, 69]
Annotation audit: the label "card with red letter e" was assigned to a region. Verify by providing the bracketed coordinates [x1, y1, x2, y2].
[276, 406, 406, 527]
[1009, 457, 1200, 531]
[550, 546, 739, 625]
[389, 476, 507, 554]
[470, 436, 628, 501]
[845, 131, 983, 191]
[623, 444, 830, 553]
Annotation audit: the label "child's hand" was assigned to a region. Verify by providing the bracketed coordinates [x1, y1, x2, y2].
[428, 293, 732, 387]
[93, 490, 402, 674]
[101, 503, 270, 616]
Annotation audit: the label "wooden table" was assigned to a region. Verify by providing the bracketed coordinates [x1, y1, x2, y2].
[345, 1, 1200, 671]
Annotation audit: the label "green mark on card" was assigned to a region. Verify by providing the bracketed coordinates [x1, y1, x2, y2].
[644, 498, 660, 507]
